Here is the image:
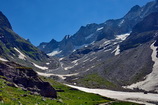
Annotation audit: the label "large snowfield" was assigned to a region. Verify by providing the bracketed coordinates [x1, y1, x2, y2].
[66, 84, 158, 105]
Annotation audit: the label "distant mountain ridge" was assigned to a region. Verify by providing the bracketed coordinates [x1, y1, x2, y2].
[38, 0, 158, 57]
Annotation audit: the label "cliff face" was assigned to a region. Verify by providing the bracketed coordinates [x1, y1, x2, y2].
[0, 61, 57, 98]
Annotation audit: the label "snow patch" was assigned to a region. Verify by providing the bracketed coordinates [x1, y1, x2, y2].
[103, 40, 111, 44]
[99, 40, 111, 48]
[64, 62, 79, 70]
[65, 35, 71, 39]
[123, 42, 158, 92]
[85, 68, 90, 72]
[85, 34, 94, 40]
[59, 57, 64, 61]
[46, 63, 50, 65]
[118, 19, 124, 27]
[89, 57, 97, 62]
[112, 45, 120, 56]
[64, 66, 73, 70]
[33, 63, 48, 70]
[97, 27, 103, 31]
[116, 33, 130, 41]
[91, 41, 95, 45]
[14, 48, 26, 60]
[72, 60, 78, 64]
[73, 49, 76, 52]
[104, 49, 111, 52]
[0, 57, 8, 62]
[83, 58, 90, 63]
[47, 48, 62, 56]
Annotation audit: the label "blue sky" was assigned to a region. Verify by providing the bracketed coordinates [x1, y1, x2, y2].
[0, 0, 153, 46]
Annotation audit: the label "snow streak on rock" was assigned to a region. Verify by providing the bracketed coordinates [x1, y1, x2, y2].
[0, 57, 8, 62]
[14, 47, 26, 60]
[47, 48, 62, 56]
[33, 63, 48, 70]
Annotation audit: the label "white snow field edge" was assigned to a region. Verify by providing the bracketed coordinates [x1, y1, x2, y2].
[116, 33, 130, 41]
[47, 48, 62, 56]
[123, 42, 158, 92]
[0, 57, 8, 62]
[66, 84, 158, 105]
[33, 63, 48, 70]
[97, 27, 103, 31]
[14, 47, 27, 60]
[111, 45, 120, 56]
[111, 33, 130, 56]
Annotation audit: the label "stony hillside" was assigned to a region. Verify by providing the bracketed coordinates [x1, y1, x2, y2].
[65, 12, 158, 92]
[41, 12, 158, 93]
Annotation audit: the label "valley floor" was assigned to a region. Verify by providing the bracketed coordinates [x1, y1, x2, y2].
[66, 84, 158, 105]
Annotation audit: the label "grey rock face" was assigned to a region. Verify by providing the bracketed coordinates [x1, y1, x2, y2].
[0, 61, 57, 98]
[120, 12, 158, 52]
[0, 11, 12, 29]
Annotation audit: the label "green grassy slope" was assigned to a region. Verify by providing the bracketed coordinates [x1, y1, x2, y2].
[0, 76, 138, 105]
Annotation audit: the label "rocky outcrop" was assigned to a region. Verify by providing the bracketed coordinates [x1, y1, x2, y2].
[0, 11, 12, 29]
[0, 61, 57, 98]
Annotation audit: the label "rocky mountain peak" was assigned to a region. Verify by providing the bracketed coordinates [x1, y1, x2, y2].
[120, 12, 158, 52]
[123, 5, 141, 20]
[50, 38, 58, 43]
[130, 5, 141, 12]
[63, 35, 71, 40]
[133, 12, 158, 33]
[38, 42, 48, 49]
[0, 11, 12, 29]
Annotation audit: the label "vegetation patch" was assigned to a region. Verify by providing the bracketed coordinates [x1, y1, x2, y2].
[76, 74, 116, 88]
[0, 76, 139, 105]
